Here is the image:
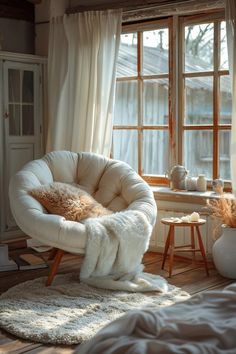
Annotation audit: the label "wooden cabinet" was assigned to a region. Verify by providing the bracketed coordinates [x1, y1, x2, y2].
[0, 52, 47, 241]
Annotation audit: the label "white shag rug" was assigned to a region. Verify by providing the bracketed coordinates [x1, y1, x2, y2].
[0, 273, 190, 345]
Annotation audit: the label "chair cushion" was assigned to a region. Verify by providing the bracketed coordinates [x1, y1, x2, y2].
[30, 182, 112, 222]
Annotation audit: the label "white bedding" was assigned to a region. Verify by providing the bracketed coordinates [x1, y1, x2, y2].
[76, 282, 236, 354]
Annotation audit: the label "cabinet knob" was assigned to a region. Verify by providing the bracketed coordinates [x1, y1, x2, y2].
[4, 112, 9, 119]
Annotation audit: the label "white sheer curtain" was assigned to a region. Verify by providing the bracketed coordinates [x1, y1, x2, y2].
[225, 0, 236, 193]
[46, 10, 122, 156]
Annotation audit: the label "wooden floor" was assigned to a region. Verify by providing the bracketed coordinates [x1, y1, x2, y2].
[0, 240, 233, 354]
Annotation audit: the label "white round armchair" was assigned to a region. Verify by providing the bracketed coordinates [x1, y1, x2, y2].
[9, 151, 157, 285]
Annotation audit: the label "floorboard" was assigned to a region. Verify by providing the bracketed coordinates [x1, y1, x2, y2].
[0, 242, 233, 353]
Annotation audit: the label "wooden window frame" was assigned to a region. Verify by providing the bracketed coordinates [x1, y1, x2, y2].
[113, 10, 231, 188]
[179, 11, 231, 189]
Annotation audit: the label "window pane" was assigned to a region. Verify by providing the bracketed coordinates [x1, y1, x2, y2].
[184, 130, 213, 179]
[220, 21, 229, 70]
[116, 33, 137, 77]
[9, 104, 21, 135]
[23, 71, 34, 103]
[143, 29, 168, 75]
[114, 81, 138, 125]
[112, 130, 138, 171]
[219, 130, 230, 180]
[142, 130, 169, 175]
[185, 77, 213, 124]
[220, 76, 232, 124]
[22, 105, 34, 135]
[8, 69, 20, 102]
[143, 79, 168, 125]
[185, 23, 214, 72]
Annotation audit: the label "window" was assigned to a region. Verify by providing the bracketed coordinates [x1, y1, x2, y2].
[113, 20, 171, 184]
[113, 12, 232, 186]
[181, 15, 231, 182]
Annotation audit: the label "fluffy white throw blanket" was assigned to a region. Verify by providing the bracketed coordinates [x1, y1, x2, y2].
[80, 210, 168, 293]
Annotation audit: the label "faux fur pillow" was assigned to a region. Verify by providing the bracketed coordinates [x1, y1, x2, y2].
[30, 182, 112, 221]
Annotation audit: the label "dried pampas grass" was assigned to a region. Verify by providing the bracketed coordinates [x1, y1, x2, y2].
[207, 194, 236, 228]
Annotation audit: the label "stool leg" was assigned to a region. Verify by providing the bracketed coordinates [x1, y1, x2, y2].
[191, 226, 196, 264]
[168, 226, 175, 278]
[196, 226, 209, 276]
[162, 227, 171, 270]
[46, 249, 65, 286]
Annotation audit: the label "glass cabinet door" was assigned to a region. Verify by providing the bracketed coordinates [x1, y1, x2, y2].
[8, 68, 34, 136]
[3, 60, 42, 233]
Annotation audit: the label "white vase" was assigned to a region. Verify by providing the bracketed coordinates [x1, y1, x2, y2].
[212, 225, 236, 279]
[196, 174, 207, 192]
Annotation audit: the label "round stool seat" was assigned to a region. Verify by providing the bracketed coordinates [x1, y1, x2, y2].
[161, 218, 206, 227]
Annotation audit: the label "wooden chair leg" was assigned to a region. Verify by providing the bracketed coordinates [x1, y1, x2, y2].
[46, 249, 65, 286]
[196, 226, 209, 277]
[48, 247, 58, 260]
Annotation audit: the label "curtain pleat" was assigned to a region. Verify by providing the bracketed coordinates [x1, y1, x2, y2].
[46, 9, 122, 156]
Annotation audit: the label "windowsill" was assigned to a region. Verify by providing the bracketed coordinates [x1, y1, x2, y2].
[151, 186, 233, 205]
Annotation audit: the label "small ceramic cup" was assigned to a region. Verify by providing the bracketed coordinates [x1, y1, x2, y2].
[212, 179, 224, 194]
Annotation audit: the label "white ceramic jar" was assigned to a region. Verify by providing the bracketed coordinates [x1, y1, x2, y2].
[186, 176, 197, 191]
[196, 174, 207, 192]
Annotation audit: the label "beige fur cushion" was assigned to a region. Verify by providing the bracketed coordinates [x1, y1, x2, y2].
[30, 182, 112, 222]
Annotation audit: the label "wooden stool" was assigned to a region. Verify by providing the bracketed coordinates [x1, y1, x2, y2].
[161, 218, 209, 277]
